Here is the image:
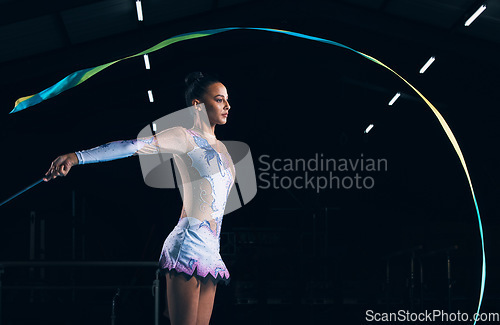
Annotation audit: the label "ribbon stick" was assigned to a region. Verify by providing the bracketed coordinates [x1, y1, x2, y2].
[10, 27, 486, 323]
[0, 178, 44, 207]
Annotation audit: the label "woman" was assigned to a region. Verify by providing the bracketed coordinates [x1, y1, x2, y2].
[43, 72, 234, 325]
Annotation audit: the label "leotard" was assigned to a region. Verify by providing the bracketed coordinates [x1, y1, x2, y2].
[158, 128, 234, 284]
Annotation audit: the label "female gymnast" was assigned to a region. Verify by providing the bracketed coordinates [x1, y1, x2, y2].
[43, 72, 234, 325]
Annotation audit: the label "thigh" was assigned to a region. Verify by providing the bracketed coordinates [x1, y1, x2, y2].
[166, 273, 201, 325]
[196, 280, 217, 325]
[163, 278, 170, 319]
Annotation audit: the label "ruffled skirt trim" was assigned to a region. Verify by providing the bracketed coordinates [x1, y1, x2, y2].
[159, 265, 230, 286]
[158, 217, 230, 286]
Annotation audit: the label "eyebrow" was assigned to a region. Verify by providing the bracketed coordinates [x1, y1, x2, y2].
[215, 94, 228, 98]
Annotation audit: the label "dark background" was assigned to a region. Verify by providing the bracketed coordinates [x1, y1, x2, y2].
[0, 0, 499, 324]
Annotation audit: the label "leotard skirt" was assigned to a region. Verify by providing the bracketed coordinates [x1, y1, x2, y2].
[158, 217, 230, 285]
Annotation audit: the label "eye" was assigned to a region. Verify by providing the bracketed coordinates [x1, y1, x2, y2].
[216, 98, 223, 103]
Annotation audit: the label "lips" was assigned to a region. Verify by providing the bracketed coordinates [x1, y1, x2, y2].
[222, 114, 228, 118]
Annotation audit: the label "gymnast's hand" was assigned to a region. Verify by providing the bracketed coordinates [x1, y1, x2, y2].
[43, 153, 79, 182]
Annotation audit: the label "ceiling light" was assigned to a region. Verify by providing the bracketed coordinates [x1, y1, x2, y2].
[136, 0, 144, 22]
[465, 4, 486, 27]
[148, 90, 154, 102]
[143, 54, 150, 69]
[388, 92, 401, 106]
[364, 124, 374, 134]
[419, 56, 435, 74]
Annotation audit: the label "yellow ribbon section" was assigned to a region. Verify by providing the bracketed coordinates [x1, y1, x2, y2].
[362, 52, 485, 322]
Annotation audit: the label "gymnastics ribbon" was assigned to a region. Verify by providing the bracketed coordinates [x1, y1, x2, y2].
[11, 27, 486, 322]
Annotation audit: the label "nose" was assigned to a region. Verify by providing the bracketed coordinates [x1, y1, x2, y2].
[225, 99, 230, 110]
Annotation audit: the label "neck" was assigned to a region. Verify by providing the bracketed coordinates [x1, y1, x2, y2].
[193, 123, 216, 138]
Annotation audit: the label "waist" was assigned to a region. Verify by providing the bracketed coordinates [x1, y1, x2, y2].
[174, 217, 221, 241]
[175, 216, 200, 228]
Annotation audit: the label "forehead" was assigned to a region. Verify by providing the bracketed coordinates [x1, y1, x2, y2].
[206, 82, 228, 96]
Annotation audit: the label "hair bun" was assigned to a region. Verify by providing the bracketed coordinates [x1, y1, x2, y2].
[184, 71, 221, 106]
[185, 71, 204, 86]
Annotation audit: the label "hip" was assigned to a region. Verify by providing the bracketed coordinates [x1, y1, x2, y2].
[167, 217, 221, 250]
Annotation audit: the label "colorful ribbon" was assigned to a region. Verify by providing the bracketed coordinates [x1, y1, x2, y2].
[11, 27, 486, 322]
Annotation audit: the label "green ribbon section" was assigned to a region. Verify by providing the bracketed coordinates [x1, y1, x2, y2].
[12, 28, 236, 113]
[11, 27, 486, 323]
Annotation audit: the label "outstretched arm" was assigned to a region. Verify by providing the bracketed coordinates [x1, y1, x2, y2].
[43, 138, 153, 182]
[75, 138, 158, 164]
[43, 126, 187, 182]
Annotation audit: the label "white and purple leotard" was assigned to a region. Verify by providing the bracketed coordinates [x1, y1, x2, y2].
[76, 126, 235, 285]
[158, 129, 234, 284]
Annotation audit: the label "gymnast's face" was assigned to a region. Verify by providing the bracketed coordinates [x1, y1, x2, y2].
[194, 82, 230, 126]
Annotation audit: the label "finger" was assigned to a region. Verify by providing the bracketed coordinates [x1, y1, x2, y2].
[52, 157, 62, 168]
[45, 163, 57, 181]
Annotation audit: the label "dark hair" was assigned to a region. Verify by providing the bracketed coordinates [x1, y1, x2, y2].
[184, 71, 221, 106]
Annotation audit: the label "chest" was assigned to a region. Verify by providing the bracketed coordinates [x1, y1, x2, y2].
[185, 132, 235, 183]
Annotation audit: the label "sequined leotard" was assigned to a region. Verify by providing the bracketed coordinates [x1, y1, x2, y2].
[158, 128, 234, 284]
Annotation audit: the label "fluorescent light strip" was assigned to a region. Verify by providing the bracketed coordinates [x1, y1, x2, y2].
[143, 54, 150, 69]
[364, 124, 374, 134]
[148, 90, 154, 102]
[388, 92, 401, 106]
[136, 0, 143, 22]
[419, 56, 435, 74]
[152, 122, 157, 132]
[465, 4, 486, 26]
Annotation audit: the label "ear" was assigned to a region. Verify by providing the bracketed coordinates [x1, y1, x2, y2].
[192, 99, 203, 112]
